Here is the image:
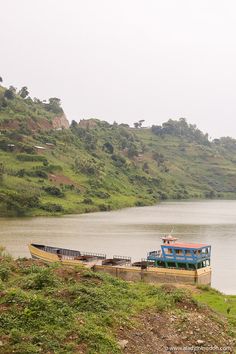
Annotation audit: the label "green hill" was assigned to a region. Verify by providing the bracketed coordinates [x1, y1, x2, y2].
[1, 83, 236, 216]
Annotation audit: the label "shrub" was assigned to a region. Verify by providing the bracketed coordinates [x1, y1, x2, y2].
[40, 203, 64, 213]
[23, 268, 58, 290]
[4, 89, 15, 100]
[98, 204, 111, 211]
[31, 170, 48, 179]
[16, 154, 48, 164]
[103, 142, 114, 154]
[43, 186, 64, 197]
[0, 190, 40, 215]
[111, 154, 126, 167]
[94, 191, 110, 199]
[0, 266, 10, 281]
[83, 198, 93, 205]
[135, 200, 146, 207]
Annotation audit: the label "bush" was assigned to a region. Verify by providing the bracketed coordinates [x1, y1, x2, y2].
[0, 266, 10, 281]
[0, 190, 40, 215]
[98, 204, 111, 211]
[93, 191, 110, 199]
[103, 142, 114, 154]
[111, 154, 126, 167]
[23, 268, 58, 290]
[31, 170, 48, 179]
[16, 154, 48, 164]
[18, 143, 35, 154]
[0, 137, 13, 151]
[40, 203, 64, 213]
[43, 186, 64, 197]
[16, 169, 48, 179]
[83, 198, 93, 205]
[135, 200, 146, 207]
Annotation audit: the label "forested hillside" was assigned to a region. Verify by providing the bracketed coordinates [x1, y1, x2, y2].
[1, 82, 236, 216]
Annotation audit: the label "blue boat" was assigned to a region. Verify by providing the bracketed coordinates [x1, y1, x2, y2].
[147, 235, 211, 270]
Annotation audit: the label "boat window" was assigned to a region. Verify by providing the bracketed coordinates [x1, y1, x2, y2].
[163, 248, 172, 255]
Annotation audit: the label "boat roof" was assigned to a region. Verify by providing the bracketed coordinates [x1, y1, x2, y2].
[162, 235, 178, 240]
[162, 242, 210, 249]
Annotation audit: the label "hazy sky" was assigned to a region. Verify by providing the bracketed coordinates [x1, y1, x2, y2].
[1, 0, 236, 138]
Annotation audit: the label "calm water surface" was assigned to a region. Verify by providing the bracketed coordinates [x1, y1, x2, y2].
[0, 200, 236, 294]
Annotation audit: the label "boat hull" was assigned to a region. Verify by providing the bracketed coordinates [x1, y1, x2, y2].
[94, 265, 212, 285]
[28, 244, 88, 266]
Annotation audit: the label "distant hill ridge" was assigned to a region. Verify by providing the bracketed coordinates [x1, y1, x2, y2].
[0, 84, 69, 132]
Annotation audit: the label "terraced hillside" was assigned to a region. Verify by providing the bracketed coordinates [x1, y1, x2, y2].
[1, 83, 236, 216]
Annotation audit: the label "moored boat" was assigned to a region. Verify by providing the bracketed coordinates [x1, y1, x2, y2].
[147, 235, 211, 270]
[28, 236, 212, 285]
[28, 243, 106, 266]
[95, 235, 212, 285]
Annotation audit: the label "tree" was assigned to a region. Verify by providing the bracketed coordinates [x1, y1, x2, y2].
[33, 97, 42, 104]
[4, 89, 14, 100]
[0, 77, 2, 84]
[133, 120, 145, 129]
[45, 97, 63, 114]
[70, 120, 78, 129]
[153, 152, 165, 166]
[128, 144, 139, 157]
[49, 97, 61, 106]
[9, 86, 16, 93]
[139, 119, 145, 127]
[103, 142, 114, 154]
[19, 86, 29, 99]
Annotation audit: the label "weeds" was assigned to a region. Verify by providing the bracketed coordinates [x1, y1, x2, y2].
[0, 253, 235, 353]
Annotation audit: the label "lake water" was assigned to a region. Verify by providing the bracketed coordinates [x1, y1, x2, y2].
[0, 200, 236, 294]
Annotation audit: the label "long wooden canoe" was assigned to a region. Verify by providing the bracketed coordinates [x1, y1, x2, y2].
[28, 243, 106, 266]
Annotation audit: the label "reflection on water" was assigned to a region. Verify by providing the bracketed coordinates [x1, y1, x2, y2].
[0, 200, 236, 294]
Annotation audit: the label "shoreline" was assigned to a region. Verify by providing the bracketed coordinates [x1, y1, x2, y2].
[2, 195, 236, 218]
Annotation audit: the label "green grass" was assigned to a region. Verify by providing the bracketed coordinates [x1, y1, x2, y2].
[0, 250, 235, 354]
[0, 255, 193, 354]
[194, 285, 236, 329]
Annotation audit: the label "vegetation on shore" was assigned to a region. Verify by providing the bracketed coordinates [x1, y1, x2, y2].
[0, 250, 235, 353]
[1, 81, 236, 216]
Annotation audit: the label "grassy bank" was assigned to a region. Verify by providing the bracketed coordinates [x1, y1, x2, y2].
[0, 250, 235, 353]
[194, 285, 236, 329]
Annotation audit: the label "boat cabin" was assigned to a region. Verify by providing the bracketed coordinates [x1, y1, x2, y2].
[147, 235, 211, 270]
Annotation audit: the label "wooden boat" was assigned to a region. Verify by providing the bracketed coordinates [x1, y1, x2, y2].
[28, 243, 106, 266]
